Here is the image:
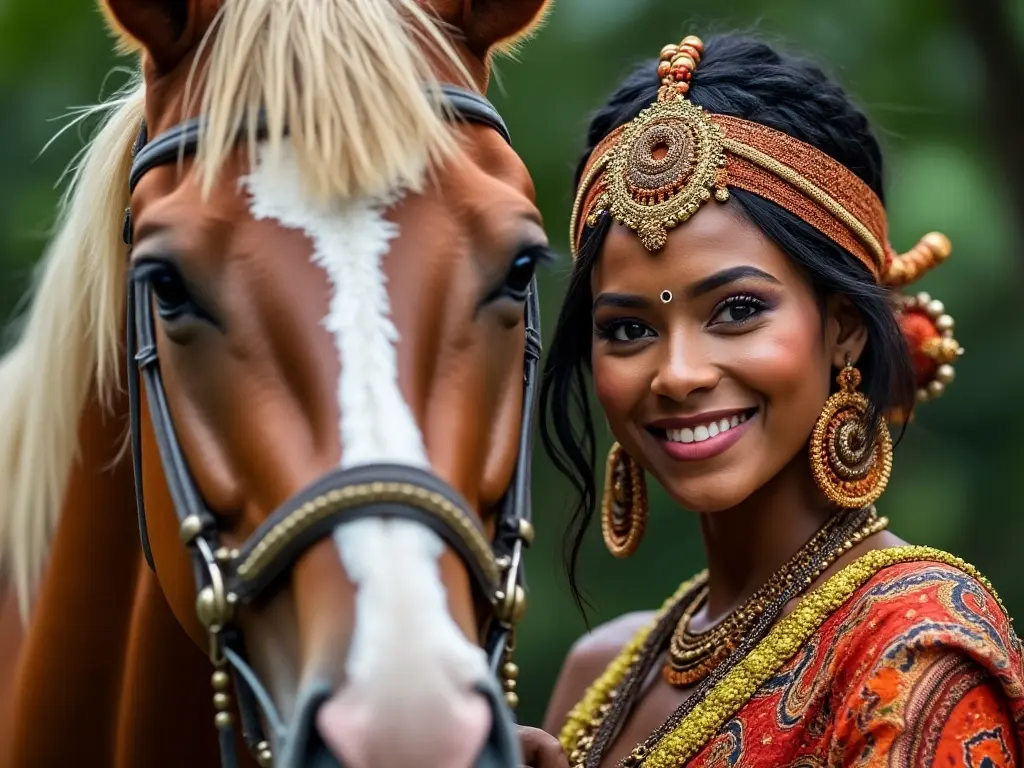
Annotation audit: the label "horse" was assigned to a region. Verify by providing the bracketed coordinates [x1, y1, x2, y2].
[0, 1, 553, 766]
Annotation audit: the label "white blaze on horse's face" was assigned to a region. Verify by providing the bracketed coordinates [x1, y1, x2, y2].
[242, 145, 491, 765]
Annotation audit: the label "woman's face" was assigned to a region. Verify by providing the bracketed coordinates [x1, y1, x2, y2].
[590, 203, 864, 513]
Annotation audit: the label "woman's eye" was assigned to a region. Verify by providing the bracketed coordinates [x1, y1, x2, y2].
[601, 321, 654, 342]
[711, 296, 767, 326]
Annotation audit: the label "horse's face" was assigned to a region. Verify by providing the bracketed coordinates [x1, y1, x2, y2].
[104, 1, 550, 766]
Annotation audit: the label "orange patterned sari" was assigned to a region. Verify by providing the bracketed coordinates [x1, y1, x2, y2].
[560, 548, 1024, 767]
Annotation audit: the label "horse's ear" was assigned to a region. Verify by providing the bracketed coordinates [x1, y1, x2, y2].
[451, 0, 553, 60]
[99, 0, 197, 72]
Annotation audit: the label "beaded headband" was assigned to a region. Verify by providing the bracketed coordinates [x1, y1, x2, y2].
[570, 36, 963, 412]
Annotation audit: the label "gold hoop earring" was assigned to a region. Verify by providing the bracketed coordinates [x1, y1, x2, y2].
[601, 442, 648, 557]
[809, 360, 893, 509]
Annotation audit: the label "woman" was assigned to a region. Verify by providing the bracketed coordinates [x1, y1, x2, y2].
[526, 33, 1024, 767]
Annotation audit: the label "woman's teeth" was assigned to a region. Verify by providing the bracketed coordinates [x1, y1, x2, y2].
[665, 411, 751, 444]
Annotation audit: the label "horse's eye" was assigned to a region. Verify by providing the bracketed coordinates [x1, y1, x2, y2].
[133, 260, 209, 324]
[505, 253, 537, 296]
[501, 246, 552, 301]
[149, 266, 193, 318]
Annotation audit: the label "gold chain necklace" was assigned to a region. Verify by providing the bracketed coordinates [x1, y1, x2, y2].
[662, 506, 886, 687]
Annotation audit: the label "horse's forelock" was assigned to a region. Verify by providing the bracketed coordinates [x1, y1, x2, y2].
[188, 0, 476, 204]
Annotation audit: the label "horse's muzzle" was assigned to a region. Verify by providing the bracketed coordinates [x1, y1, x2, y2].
[275, 677, 522, 768]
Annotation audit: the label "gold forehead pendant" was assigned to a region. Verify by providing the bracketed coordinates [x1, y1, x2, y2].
[591, 37, 729, 252]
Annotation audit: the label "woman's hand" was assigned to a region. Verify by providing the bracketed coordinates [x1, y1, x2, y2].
[519, 725, 570, 768]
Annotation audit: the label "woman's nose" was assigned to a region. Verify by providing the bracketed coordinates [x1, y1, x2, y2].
[649, 336, 720, 400]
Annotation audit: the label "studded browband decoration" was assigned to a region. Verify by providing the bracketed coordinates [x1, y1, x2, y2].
[570, 35, 964, 412]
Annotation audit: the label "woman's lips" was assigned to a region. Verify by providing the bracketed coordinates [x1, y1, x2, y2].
[650, 408, 757, 462]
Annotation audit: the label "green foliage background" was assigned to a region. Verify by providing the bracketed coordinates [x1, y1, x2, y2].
[1, 0, 1021, 730]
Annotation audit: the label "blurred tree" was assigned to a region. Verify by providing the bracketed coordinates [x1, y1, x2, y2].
[954, 0, 1024, 268]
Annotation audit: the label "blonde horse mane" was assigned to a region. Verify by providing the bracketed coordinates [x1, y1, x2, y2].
[0, 0, 475, 622]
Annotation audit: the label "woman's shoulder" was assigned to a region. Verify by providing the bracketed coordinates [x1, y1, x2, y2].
[813, 548, 1024, 763]
[570, 610, 658, 659]
[541, 610, 656, 734]
[803, 547, 1024, 716]
[835, 548, 1018, 649]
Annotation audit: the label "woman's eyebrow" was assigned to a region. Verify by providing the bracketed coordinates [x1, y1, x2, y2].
[686, 266, 780, 299]
[592, 293, 652, 312]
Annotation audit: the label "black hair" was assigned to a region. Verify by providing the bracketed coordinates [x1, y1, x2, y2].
[538, 34, 917, 612]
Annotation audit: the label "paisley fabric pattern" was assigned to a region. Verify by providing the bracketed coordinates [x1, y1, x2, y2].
[687, 560, 1024, 767]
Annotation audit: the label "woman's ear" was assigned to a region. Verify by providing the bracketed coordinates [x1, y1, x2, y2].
[100, 0, 198, 72]
[437, 0, 552, 61]
[825, 294, 869, 368]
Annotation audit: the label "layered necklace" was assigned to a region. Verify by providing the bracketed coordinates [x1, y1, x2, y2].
[568, 504, 888, 768]
[663, 505, 887, 687]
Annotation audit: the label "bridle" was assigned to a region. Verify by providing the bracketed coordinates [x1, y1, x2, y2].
[123, 84, 540, 768]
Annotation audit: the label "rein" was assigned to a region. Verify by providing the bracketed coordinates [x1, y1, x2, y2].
[123, 83, 540, 768]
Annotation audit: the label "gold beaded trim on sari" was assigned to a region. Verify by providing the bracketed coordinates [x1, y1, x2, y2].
[557, 574, 703, 752]
[557, 546, 1010, 767]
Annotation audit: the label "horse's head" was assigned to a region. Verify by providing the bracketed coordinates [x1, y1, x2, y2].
[102, 1, 550, 766]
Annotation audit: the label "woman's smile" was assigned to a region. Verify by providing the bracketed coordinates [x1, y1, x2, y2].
[647, 407, 758, 462]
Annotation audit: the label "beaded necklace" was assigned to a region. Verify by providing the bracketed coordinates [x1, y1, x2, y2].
[663, 506, 886, 687]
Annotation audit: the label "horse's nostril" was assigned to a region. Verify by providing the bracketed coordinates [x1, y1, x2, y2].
[303, 738, 339, 768]
[277, 681, 337, 768]
[292, 733, 338, 768]
[316, 685, 492, 768]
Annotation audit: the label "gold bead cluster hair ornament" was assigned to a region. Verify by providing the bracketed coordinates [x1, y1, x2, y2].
[893, 283, 964, 408]
[570, 34, 965, 419]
